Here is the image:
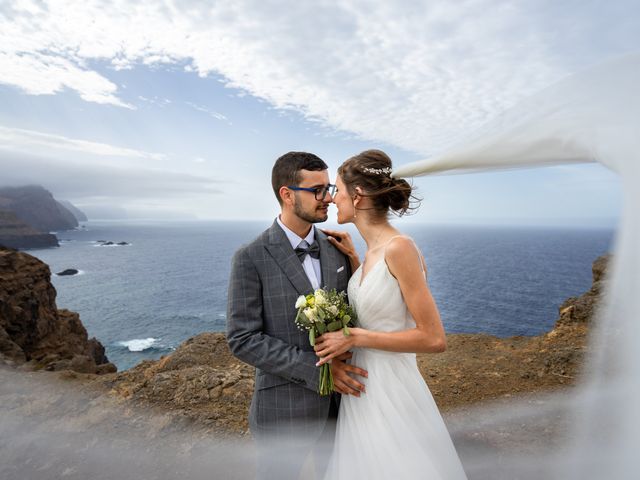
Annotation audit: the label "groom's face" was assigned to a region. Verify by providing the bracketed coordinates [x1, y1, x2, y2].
[292, 169, 332, 223]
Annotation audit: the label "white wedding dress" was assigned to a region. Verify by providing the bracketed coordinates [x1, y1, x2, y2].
[324, 247, 468, 480]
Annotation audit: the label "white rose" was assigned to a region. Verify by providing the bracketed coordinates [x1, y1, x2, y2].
[303, 307, 316, 322]
[328, 305, 339, 316]
[314, 290, 327, 306]
[295, 295, 307, 309]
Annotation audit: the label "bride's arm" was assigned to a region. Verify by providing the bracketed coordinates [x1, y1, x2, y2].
[315, 237, 446, 364]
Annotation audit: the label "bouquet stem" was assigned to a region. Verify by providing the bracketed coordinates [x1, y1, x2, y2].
[318, 363, 333, 396]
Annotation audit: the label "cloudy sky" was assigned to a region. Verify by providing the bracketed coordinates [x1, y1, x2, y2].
[1, 0, 636, 225]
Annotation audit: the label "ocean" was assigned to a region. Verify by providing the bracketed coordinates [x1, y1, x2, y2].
[29, 220, 614, 370]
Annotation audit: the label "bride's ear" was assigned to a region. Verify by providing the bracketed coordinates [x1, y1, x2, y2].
[353, 186, 363, 207]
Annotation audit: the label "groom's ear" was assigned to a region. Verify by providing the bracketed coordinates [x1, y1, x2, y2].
[279, 186, 294, 206]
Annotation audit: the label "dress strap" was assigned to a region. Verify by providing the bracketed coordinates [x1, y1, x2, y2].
[381, 235, 406, 248]
[383, 235, 427, 276]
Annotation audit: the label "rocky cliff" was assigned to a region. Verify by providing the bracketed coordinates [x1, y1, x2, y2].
[0, 210, 59, 249]
[59, 200, 89, 222]
[0, 185, 79, 232]
[0, 247, 116, 374]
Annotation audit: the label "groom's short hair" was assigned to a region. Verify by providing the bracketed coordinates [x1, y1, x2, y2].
[272, 151, 328, 205]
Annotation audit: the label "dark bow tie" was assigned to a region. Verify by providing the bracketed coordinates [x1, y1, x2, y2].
[295, 241, 320, 261]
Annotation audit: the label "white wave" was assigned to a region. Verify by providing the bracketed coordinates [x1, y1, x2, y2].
[118, 338, 158, 352]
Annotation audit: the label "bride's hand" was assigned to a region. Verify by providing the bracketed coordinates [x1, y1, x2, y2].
[320, 229, 361, 271]
[314, 329, 358, 366]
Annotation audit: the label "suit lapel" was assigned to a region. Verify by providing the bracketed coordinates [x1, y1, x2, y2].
[316, 227, 337, 290]
[265, 220, 314, 295]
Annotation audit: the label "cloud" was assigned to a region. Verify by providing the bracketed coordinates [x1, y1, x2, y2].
[0, 51, 133, 108]
[1, 0, 638, 156]
[0, 149, 222, 201]
[185, 102, 230, 123]
[0, 125, 223, 213]
[138, 95, 172, 108]
[0, 125, 165, 160]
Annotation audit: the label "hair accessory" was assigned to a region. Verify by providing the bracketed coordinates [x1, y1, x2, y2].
[362, 166, 392, 175]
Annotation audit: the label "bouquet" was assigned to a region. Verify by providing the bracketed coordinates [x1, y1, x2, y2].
[294, 288, 356, 395]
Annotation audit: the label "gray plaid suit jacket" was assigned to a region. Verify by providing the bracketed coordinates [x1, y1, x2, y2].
[226, 219, 351, 439]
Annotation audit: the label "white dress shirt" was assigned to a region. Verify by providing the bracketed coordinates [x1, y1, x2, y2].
[276, 216, 321, 290]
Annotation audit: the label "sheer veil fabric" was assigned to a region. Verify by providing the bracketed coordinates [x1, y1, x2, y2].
[393, 54, 640, 478]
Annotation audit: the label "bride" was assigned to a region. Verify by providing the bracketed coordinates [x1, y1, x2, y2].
[316, 149, 467, 479]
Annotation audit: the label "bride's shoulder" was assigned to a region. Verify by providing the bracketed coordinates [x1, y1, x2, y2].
[385, 234, 417, 250]
[385, 235, 420, 260]
[385, 236, 426, 275]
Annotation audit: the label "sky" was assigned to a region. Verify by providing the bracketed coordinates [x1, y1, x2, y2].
[0, 0, 636, 226]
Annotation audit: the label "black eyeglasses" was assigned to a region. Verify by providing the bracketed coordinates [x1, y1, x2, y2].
[287, 184, 337, 200]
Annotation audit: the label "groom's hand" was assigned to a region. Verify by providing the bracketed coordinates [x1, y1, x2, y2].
[330, 352, 368, 397]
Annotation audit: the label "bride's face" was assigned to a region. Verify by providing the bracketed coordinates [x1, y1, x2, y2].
[332, 175, 357, 224]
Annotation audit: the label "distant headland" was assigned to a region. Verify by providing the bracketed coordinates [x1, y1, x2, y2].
[0, 185, 87, 249]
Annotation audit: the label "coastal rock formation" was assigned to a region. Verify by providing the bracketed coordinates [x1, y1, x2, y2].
[102, 333, 254, 434]
[0, 185, 89, 250]
[416, 254, 609, 411]
[59, 200, 89, 222]
[0, 209, 58, 249]
[555, 254, 608, 326]
[0, 247, 116, 374]
[0, 185, 79, 233]
[56, 269, 79, 276]
[97, 255, 609, 434]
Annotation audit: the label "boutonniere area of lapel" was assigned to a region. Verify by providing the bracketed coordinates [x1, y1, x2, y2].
[337, 266, 345, 273]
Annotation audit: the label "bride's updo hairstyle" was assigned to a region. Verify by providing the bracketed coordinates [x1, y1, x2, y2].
[338, 149, 420, 218]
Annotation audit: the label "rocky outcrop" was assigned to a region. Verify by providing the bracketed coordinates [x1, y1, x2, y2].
[59, 200, 88, 222]
[95, 255, 609, 435]
[56, 269, 79, 276]
[416, 254, 609, 411]
[0, 209, 58, 249]
[0, 185, 78, 233]
[0, 247, 116, 374]
[100, 333, 253, 434]
[555, 254, 608, 326]
[0, 185, 88, 249]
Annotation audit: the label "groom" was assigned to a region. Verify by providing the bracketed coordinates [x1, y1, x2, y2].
[226, 151, 367, 479]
